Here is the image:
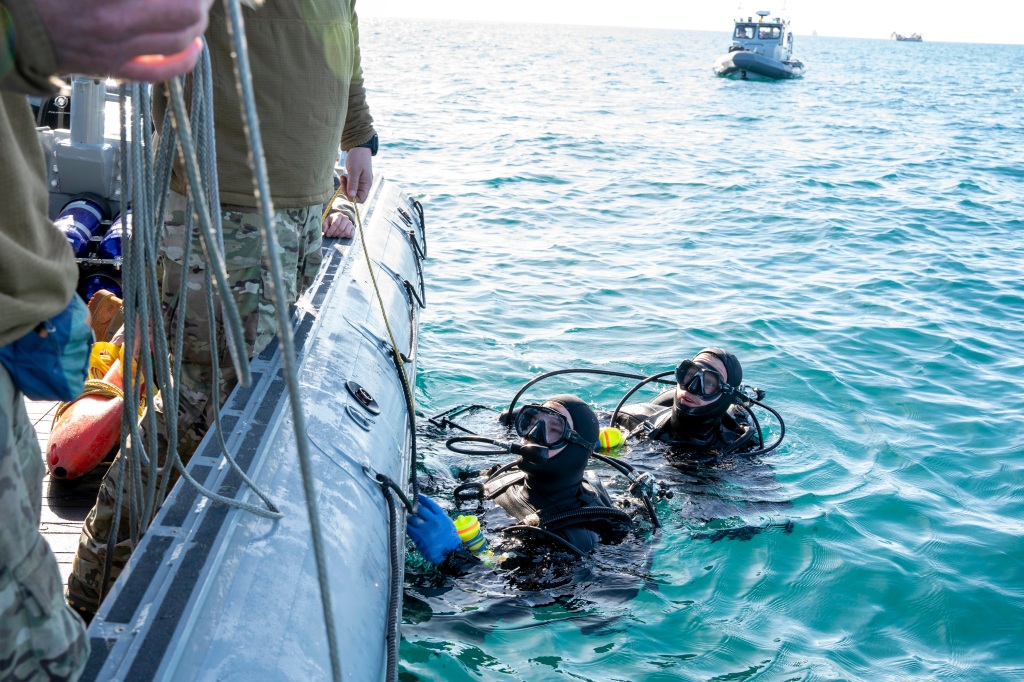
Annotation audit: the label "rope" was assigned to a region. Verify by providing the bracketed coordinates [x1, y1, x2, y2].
[222, 0, 340, 677]
[99, 35, 286, 616]
[51, 378, 147, 422]
[100, 85, 132, 603]
[376, 476, 405, 682]
[321, 183, 347, 223]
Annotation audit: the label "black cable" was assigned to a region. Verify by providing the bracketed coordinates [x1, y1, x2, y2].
[445, 436, 514, 456]
[538, 506, 633, 528]
[503, 368, 670, 426]
[376, 473, 415, 515]
[452, 481, 485, 502]
[608, 370, 677, 429]
[444, 436, 550, 464]
[590, 452, 638, 478]
[741, 393, 786, 456]
[591, 453, 661, 528]
[500, 525, 585, 557]
[744, 403, 765, 448]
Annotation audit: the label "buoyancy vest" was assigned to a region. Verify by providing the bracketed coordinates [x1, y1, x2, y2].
[483, 465, 628, 553]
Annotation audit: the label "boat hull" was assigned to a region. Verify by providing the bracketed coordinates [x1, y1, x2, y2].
[713, 51, 806, 80]
[82, 175, 425, 681]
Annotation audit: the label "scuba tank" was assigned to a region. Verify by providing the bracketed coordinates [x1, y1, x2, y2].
[97, 211, 131, 260]
[55, 198, 107, 257]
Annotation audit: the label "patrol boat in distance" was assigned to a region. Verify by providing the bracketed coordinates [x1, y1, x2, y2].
[713, 10, 806, 80]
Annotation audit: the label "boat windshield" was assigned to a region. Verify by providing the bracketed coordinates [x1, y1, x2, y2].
[734, 24, 782, 41]
[734, 25, 755, 39]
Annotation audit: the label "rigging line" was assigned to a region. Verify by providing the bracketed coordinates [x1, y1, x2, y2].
[101, 85, 134, 602]
[106, 47, 288, 604]
[122, 70, 283, 525]
[375, 478, 405, 682]
[223, 0, 340, 678]
[132, 81, 161, 526]
[321, 182, 346, 223]
[171, 46, 282, 518]
[166, 76, 251, 389]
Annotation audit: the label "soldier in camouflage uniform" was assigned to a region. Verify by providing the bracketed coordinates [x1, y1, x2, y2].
[157, 196, 325, 457]
[67, 0, 378, 619]
[2, 370, 89, 681]
[4, 0, 215, 673]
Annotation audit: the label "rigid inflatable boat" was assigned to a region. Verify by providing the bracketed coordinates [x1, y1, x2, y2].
[82, 175, 425, 680]
[713, 11, 806, 81]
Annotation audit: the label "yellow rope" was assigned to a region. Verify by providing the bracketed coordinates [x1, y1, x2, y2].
[321, 184, 347, 223]
[52, 382, 148, 422]
[352, 200, 417, 414]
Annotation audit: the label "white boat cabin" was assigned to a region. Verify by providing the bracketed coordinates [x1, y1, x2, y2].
[730, 10, 795, 63]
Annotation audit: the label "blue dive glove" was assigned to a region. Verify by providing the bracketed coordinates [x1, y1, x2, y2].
[406, 494, 462, 565]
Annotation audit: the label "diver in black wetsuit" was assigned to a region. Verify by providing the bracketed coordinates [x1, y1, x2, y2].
[613, 347, 757, 455]
[407, 395, 630, 571]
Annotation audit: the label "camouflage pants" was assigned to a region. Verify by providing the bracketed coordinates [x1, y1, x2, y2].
[67, 195, 323, 616]
[1, 366, 89, 681]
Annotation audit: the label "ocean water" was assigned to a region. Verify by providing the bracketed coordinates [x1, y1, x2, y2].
[359, 19, 1024, 681]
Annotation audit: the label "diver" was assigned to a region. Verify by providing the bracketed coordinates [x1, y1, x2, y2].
[612, 347, 769, 456]
[407, 395, 634, 572]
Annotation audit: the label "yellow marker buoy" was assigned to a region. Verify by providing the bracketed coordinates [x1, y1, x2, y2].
[598, 426, 624, 450]
[454, 515, 489, 554]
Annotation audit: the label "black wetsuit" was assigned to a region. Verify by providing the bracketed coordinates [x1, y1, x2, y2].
[439, 394, 630, 574]
[483, 464, 621, 553]
[614, 388, 755, 455]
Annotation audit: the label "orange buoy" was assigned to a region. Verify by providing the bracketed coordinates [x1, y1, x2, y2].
[46, 394, 123, 479]
[46, 356, 126, 480]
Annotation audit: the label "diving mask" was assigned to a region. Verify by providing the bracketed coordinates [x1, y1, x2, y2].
[675, 359, 729, 400]
[514, 404, 594, 451]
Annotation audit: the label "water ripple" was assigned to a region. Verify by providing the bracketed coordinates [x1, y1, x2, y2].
[363, 19, 1024, 680]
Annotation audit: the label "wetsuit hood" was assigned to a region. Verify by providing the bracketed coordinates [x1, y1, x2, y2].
[670, 347, 742, 440]
[518, 394, 598, 500]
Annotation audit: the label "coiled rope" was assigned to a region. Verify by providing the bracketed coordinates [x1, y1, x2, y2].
[99, 28, 287, 600]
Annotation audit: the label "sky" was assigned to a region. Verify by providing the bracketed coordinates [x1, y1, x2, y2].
[358, 0, 1022, 46]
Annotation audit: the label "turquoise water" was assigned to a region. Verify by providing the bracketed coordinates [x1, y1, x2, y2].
[360, 20, 1024, 681]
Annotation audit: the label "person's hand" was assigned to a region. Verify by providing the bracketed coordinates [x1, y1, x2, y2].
[406, 494, 462, 565]
[344, 147, 373, 203]
[35, 0, 215, 82]
[322, 209, 355, 239]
